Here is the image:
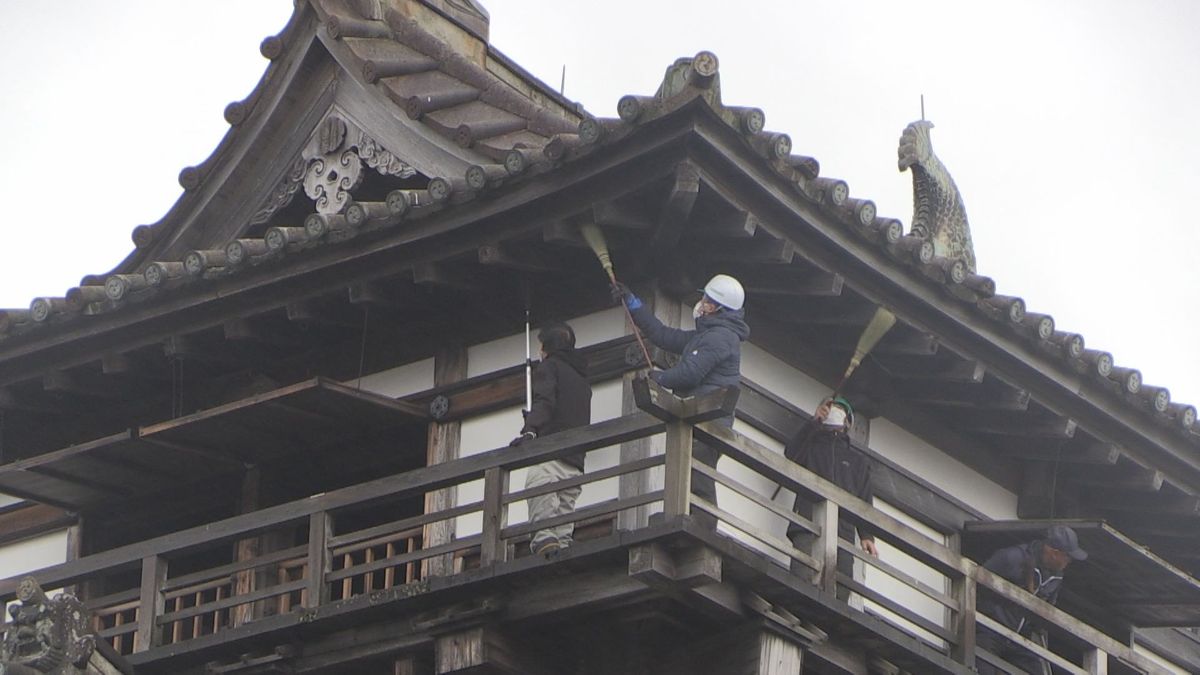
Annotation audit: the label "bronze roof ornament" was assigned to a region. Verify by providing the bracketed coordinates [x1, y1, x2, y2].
[898, 120, 977, 273]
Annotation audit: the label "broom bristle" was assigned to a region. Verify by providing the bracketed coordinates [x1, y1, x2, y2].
[579, 223, 615, 281]
[853, 308, 897, 358]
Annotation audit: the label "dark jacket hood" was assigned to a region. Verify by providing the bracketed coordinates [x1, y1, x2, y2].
[697, 307, 750, 341]
[547, 349, 588, 377]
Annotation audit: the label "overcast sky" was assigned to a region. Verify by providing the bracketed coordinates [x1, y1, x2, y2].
[1, 0, 1196, 408]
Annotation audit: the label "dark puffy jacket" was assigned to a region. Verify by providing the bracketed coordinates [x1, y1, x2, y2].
[978, 541, 1063, 635]
[520, 350, 592, 469]
[629, 305, 750, 398]
[784, 420, 876, 541]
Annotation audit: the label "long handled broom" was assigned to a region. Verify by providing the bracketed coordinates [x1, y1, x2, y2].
[770, 306, 896, 500]
[579, 223, 654, 369]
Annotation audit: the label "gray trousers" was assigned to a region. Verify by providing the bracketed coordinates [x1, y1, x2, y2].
[526, 459, 582, 551]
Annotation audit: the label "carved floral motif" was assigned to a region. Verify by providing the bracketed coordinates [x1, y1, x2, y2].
[249, 113, 417, 221]
[304, 149, 363, 215]
[358, 133, 417, 179]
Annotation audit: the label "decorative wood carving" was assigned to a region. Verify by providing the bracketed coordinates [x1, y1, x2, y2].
[0, 577, 96, 674]
[251, 113, 417, 223]
[358, 133, 417, 179]
[249, 157, 308, 226]
[304, 148, 362, 215]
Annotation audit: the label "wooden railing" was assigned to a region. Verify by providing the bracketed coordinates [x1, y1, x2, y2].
[0, 383, 1165, 673]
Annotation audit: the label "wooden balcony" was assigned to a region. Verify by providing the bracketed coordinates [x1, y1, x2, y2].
[0, 381, 1176, 674]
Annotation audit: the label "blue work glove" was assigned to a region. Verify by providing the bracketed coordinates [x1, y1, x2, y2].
[649, 370, 665, 385]
[610, 282, 642, 310]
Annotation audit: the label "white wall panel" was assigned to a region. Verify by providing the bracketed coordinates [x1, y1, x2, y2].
[0, 530, 68, 580]
[870, 419, 1017, 520]
[353, 357, 435, 398]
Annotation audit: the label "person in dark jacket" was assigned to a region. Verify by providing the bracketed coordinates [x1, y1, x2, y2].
[509, 322, 592, 556]
[784, 396, 876, 597]
[975, 525, 1087, 674]
[612, 275, 750, 527]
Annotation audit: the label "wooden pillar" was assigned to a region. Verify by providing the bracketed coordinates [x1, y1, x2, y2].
[393, 655, 419, 675]
[305, 512, 332, 609]
[435, 626, 542, 674]
[479, 467, 508, 566]
[1083, 648, 1108, 675]
[424, 345, 467, 577]
[232, 466, 261, 627]
[754, 631, 804, 675]
[662, 419, 694, 518]
[663, 624, 804, 675]
[136, 555, 167, 652]
[951, 568, 977, 668]
[813, 499, 839, 594]
[618, 284, 678, 530]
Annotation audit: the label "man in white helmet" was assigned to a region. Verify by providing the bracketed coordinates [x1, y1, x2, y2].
[612, 274, 750, 527]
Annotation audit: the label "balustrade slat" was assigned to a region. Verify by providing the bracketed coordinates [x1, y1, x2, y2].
[500, 491, 664, 540]
[662, 420, 693, 517]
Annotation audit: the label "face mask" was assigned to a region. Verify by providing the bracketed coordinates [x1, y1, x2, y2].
[692, 301, 706, 320]
[824, 406, 847, 427]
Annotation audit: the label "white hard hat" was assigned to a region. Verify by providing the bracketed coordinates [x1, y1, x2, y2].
[702, 274, 745, 310]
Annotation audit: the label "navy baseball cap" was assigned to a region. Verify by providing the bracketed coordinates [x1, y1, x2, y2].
[1045, 525, 1088, 561]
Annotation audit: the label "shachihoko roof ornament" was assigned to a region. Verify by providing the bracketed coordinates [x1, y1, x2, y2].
[898, 120, 977, 273]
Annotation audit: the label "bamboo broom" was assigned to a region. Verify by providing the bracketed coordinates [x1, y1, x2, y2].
[771, 306, 896, 500]
[579, 223, 654, 369]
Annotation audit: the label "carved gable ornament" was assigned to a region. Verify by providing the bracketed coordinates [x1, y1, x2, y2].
[251, 110, 418, 224]
[898, 120, 977, 272]
[0, 577, 96, 675]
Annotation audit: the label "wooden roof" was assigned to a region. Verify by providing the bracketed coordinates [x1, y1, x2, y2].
[0, 0, 1197, 574]
[0, 378, 424, 510]
[963, 520, 1200, 629]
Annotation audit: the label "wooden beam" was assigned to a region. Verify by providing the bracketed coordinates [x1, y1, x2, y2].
[891, 379, 1029, 411]
[996, 440, 1122, 465]
[285, 298, 361, 328]
[541, 220, 589, 248]
[592, 199, 654, 230]
[954, 411, 1077, 438]
[348, 280, 430, 310]
[796, 325, 939, 359]
[42, 370, 123, 399]
[1070, 462, 1165, 492]
[0, 386, 63, 413]
[223, 317, 302, 348]
[412, 262, 486, 292]
[876, 355, 986, 383]
[690, 210, 759, 239]
[690, 236, 795, 265]
[477, 243, 570, 274]
[651, 161, 701, 254]
[1085, 490, 1200, 516]
[741, 270, 843, 299]
[772, 299, 878, 327]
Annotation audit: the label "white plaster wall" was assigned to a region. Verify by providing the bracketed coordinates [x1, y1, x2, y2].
[862, 499, 948, 647]
[455, 307, 628, 536]
[0, 530, 68, 580]
[870, 419, 1018, 520]
[456, 380, 624, 536]
[353, 357, 435, 398]
[740, 342, 830, 413]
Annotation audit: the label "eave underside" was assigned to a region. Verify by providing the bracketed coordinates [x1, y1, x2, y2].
[0, 105, 1198, 574]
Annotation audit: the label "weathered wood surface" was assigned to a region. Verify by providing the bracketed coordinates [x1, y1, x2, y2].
[424, 345, 466, 577]
[0, 378, 426, 509]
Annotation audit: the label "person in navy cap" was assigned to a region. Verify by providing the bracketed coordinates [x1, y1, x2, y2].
[976, 524, 1087, 674]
